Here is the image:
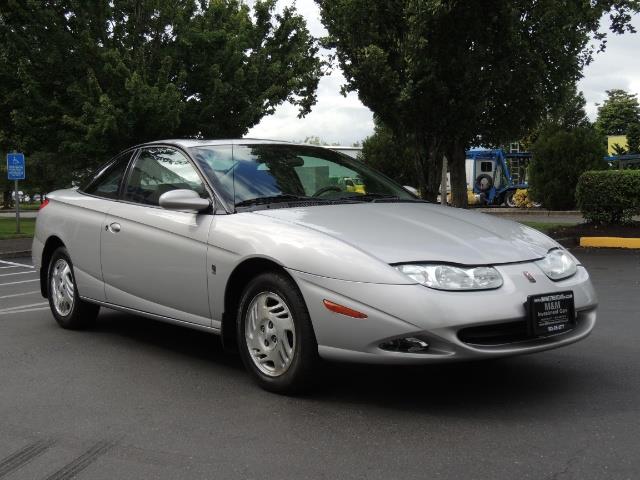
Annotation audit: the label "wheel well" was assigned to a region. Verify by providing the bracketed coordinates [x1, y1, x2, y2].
[40, 236, 65, 297]
[221, 258, 286, 351]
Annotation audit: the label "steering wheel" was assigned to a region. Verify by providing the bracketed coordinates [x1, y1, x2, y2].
[312, 185, 342, 197]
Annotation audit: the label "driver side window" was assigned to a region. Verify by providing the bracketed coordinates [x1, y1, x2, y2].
[123, 147, 206, 206]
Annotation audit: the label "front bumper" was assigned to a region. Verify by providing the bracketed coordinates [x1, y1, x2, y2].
[288, 262, 597, 364]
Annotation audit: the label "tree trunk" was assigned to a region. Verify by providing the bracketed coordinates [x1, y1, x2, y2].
[449, 141, 468, 209]
[441, 154, 448, 205]
[2, 189, 12, 209]
[413, 132, 442, 202]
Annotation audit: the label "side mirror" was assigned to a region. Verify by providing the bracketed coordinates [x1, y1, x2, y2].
[159, 189, 211, 212]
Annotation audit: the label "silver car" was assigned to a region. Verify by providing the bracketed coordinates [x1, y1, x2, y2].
[33, 140, 597, 393]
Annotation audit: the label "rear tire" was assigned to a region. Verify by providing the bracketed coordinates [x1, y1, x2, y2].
[237, 271, 320, 394]
[47, 246, 100, 329]
[504, 190, 517, 208]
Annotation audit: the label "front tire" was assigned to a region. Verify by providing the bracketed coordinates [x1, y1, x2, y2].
[47, 246, 100, 329]
[237, 271, 320, 394]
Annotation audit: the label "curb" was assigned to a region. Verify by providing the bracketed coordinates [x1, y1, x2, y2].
[579, 237, 640, 249]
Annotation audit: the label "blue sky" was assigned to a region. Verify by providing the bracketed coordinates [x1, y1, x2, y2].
[248, 1, 640, 146]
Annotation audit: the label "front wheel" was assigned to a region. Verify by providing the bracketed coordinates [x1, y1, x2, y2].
[504, 190, 517, 208]
[237, 271, 320, 394]
[47, 246, 100, 329]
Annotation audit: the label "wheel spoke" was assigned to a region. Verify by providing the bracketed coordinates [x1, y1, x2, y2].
[276, 338, 290, 365]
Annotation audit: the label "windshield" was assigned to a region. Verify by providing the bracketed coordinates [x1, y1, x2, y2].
[190, 144, 415, 210]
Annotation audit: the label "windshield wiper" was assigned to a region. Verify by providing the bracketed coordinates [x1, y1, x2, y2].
[234, 194, 321, 209]
[340, 193, 400, 202]
[340, 193, 429, 203]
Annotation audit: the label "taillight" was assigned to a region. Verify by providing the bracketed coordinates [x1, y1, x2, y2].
[39, 199, 49, 210]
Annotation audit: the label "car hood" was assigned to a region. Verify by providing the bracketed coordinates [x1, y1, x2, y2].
[253, 202, 557, 265]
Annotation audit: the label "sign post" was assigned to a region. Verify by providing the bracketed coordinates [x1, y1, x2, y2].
[7, 153, 25, 234]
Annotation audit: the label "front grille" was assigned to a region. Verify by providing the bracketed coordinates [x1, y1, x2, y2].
[458, 320, 531, 346]
[458, 319, 579, 347]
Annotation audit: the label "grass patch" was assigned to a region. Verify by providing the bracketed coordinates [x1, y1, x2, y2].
[519, 221, 578, 234]
[1, 203, 41, 211]
[0, 217, 36, 239]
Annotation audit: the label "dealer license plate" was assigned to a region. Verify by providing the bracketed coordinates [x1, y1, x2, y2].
[527, 291, 576, 337]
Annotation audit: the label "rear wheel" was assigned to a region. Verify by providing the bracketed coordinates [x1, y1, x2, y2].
[504, 190, 517, 208]
[47, 247, 100, 329]
[237, 271, 320, 394]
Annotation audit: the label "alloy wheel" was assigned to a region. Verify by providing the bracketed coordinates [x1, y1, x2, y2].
[51, 258, 75, 316]
[244, 292, 296, 377]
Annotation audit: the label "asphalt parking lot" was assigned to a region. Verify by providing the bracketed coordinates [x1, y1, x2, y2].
[0, 249, 639, 480]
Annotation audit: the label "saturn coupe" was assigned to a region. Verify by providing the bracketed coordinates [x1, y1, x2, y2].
[32, 140, 597, 393]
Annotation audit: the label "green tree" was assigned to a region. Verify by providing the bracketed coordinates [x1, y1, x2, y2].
[595, 89, 640, 135]
[529, 126, 606, 210]
[316, 0, 639, 205]
[520, 87, 592, 150]
[626, 123, 640, 154]
[301, 136, 339, 146]
[360, 120, 414, 186]
[0, 0, 322, 201]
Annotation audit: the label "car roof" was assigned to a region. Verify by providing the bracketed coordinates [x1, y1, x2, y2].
[143, 138, 293, 149]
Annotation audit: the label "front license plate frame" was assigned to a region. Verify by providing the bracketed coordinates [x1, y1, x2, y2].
[527, 291, 576, 337]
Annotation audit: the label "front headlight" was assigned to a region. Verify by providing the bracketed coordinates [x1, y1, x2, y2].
[534, 249, 577, 280]
[394, 264, 503, 291]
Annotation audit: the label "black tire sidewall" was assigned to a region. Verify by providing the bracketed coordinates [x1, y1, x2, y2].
[236, 271, 318, 393]
[505, 190, 516, 207]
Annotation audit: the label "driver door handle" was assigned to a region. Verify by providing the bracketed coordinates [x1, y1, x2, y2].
[106, 222, 121, 233]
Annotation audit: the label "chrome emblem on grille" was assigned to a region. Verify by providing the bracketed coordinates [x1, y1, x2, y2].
[523, 271, 536, 283]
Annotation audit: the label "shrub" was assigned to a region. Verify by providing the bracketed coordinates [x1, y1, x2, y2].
[529, 126, 605, 210]
[576, 170, 640, 224]
[513, 189, 536, 208]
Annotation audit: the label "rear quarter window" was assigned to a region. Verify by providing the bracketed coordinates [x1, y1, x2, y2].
[82, 151, 134, 199]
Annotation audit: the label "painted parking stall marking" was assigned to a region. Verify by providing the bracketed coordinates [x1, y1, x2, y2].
[0, 259, 34, 269]
[0, 259, 44, 314]
[0, 271, 36, 277]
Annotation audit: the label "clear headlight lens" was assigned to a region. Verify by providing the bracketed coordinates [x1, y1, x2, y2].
[535, 249, 577, 280]
[394, 264, 503, 291]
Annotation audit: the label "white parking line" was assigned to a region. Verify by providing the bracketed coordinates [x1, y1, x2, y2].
[0, 271, 37, 277]
[0, 265, 22, 269]
[0, 306, 49, 316]
[0, 290, 41, 299]
[0, 260, 34, 268]
[0, 279, 39, 286]
[0, 302, 49, 313]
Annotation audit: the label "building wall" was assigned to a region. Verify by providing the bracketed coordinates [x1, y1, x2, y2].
[607, 135, 628, 155]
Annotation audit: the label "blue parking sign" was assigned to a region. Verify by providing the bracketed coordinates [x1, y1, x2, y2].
[7, 153, 25, 180]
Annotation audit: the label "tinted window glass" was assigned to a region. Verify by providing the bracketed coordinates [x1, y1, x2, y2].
[123, 147, 206, 206]
[83, 152, 132, 199]
[190, 144, 413, 207]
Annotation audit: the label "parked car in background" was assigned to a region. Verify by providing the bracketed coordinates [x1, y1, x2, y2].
[33, 140, 597, 393]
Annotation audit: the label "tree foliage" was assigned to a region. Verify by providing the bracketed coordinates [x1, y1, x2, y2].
[626, 122, 640, 154]
[316, 0, 639, 204]
[0, 0, 322, 197]
[595, 89, 640, 136]
[520, 87, 592, 150]
[529, 126, 606, 210]
[360, 120, 415, 187]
